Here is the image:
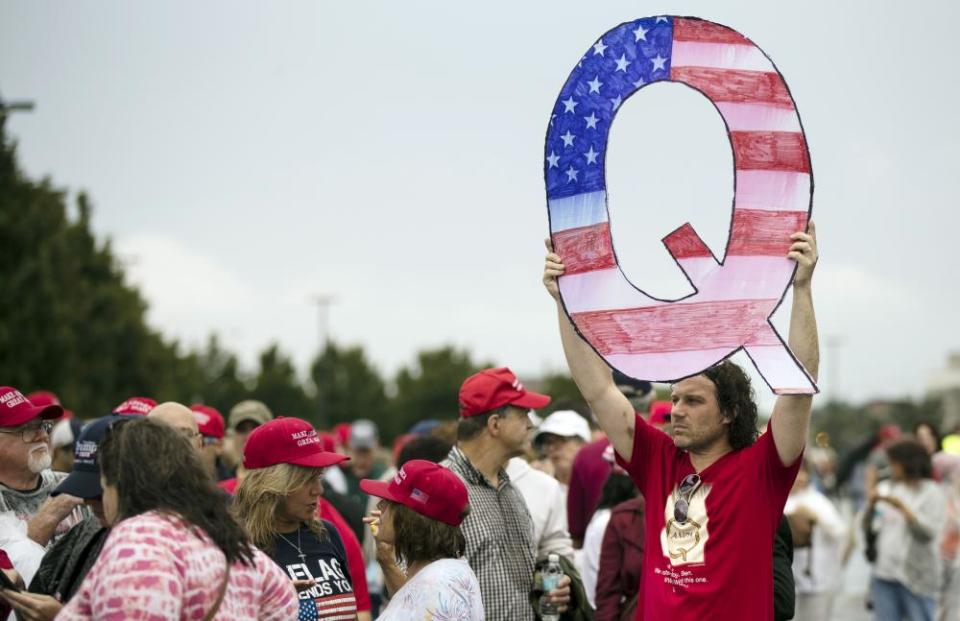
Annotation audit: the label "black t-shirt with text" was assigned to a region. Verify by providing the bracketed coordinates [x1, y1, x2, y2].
[270, 521, 357, 620]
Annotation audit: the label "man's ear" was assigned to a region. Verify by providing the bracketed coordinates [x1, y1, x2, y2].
[719, 408, 735, 427]
[486, 412, 502, 437]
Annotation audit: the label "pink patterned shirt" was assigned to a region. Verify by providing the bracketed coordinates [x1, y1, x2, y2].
[57, 511, 298, 620]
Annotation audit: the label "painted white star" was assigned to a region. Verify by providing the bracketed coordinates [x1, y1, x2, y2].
[562, 97, 578, 113]
[560, 130, 576, 147]
[565, 166, 579, 182]
[633, 24, 648, 41]
[633, 77, 646, 88]
[656, 16, 669, 23]
[584, 146, 599, 165]
[610, 95, 622, 111]
[615, 54, 631, 72]
[587, 76, 603, 94]
[546, 151, 560, 168]
[550, 113, 557, 127]
[651, 54, 667, 72]
[593, 40, 607, 56]
[584, 113, 598, 129]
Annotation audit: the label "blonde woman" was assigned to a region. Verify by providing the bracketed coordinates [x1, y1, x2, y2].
[234, 417, 361, 621]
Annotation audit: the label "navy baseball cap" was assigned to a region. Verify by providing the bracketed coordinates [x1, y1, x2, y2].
[52, 414, 125, 499]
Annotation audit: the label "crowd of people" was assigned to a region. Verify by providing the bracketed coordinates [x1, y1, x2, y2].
[0, 225, 958, 620]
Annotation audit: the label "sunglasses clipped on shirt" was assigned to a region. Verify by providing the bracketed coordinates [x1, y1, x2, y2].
[673, 473, 702, 524]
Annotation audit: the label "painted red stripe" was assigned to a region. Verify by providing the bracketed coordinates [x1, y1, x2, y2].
[554, 223, 616, 275]
[732, 131, 810, 173]
[572, 299, 779, 355]
[727, 209, 808, 256]
[671, 67, 793, 108]
[673, 18, 751, 45]
[664, 223, 714, 259]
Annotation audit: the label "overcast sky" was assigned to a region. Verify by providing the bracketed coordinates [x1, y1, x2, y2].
[2, 1, 957, 411]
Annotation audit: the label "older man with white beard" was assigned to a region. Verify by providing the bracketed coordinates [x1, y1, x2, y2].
[0, 388, 85, 558]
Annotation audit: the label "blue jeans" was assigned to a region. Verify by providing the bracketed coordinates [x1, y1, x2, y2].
[870, 577, 936, 621]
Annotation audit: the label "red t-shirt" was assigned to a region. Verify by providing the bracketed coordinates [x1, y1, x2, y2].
[616, 415, 801, 621]
[0, 549, 13, 619]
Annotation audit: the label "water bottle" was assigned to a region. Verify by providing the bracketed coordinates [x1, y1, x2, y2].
[538, 553, 563, 621]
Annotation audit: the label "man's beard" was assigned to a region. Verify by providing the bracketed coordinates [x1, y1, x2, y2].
[27, 444, 52, 473]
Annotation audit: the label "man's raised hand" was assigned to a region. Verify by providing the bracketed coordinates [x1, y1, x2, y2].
[543, 238, 565, 302]
[789, 220, 818, 287]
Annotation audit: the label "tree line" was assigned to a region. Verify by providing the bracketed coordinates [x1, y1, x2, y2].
[0, 117, 590, 438]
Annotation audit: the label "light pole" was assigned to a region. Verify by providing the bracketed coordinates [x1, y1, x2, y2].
[0, 95, 36, 118]
[309, 294, 337, 429]
[825, 335, 844, 403]
[310, 294, 337, 352]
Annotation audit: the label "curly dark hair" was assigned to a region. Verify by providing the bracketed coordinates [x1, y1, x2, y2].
[701, 360, 759, 451]
[100, 417, 256, 565]
[390, 502, 468, 565]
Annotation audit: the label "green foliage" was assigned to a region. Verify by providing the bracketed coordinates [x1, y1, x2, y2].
[191, 334, 250, 413]
[811, 396, 944, 456]
[387, 346, 492, 439]
[248, 344, 312, 422]
[310, 342, 387, 429]
[538, 373, 588, 416]
[0, 119, 195, 417]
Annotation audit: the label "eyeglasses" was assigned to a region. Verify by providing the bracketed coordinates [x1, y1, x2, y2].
[673, 473, 702, 524]
[0, 420, 54, 443]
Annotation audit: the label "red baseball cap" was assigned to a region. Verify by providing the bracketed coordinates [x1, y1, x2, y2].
[649, 401, 672, 426]
[0, 387, 63, 427]
[190, 404, 225, 439]
[26, 391, 60, 407]
[27, 390, 72, 420]
[317, 431, 337, 454]
[360, 460, 469, 526]
[113, 397, 157, 416]
[332, 422, 351, 448]
[243, 417, 350, 470]
[458, 367, 550, 418]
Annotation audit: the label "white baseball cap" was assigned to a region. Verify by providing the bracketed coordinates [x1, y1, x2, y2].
[533, 410, 591, 444]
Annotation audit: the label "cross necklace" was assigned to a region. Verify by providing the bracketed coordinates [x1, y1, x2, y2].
[278, 527, 307, 564]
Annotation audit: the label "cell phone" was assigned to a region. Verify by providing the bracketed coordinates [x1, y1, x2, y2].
[0, 568, 21, 592]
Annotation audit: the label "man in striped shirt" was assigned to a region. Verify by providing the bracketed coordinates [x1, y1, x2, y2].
[444, 368, 571, 621]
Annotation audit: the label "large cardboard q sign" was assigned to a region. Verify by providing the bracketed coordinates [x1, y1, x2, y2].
[545, 16, 817, 395]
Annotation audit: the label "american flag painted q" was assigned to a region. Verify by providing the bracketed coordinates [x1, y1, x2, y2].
[545, 16, 817, 395]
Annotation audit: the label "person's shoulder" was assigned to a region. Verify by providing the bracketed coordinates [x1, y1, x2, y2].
[423, 558, 478, 583]
[509, 458, 559, 490]
[921, 479, 946, 498]
[611, 496, 644, 515]
[40, 469, 68, 487]
[576, 438, 610, 463]
[251, 546, 287, 578]
[506, 457, 529, 479]
[110, 511, 185, 543]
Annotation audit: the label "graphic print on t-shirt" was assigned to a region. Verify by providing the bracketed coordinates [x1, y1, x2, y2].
[273, 526, 357, 621]
[660, 482, 712, 566]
